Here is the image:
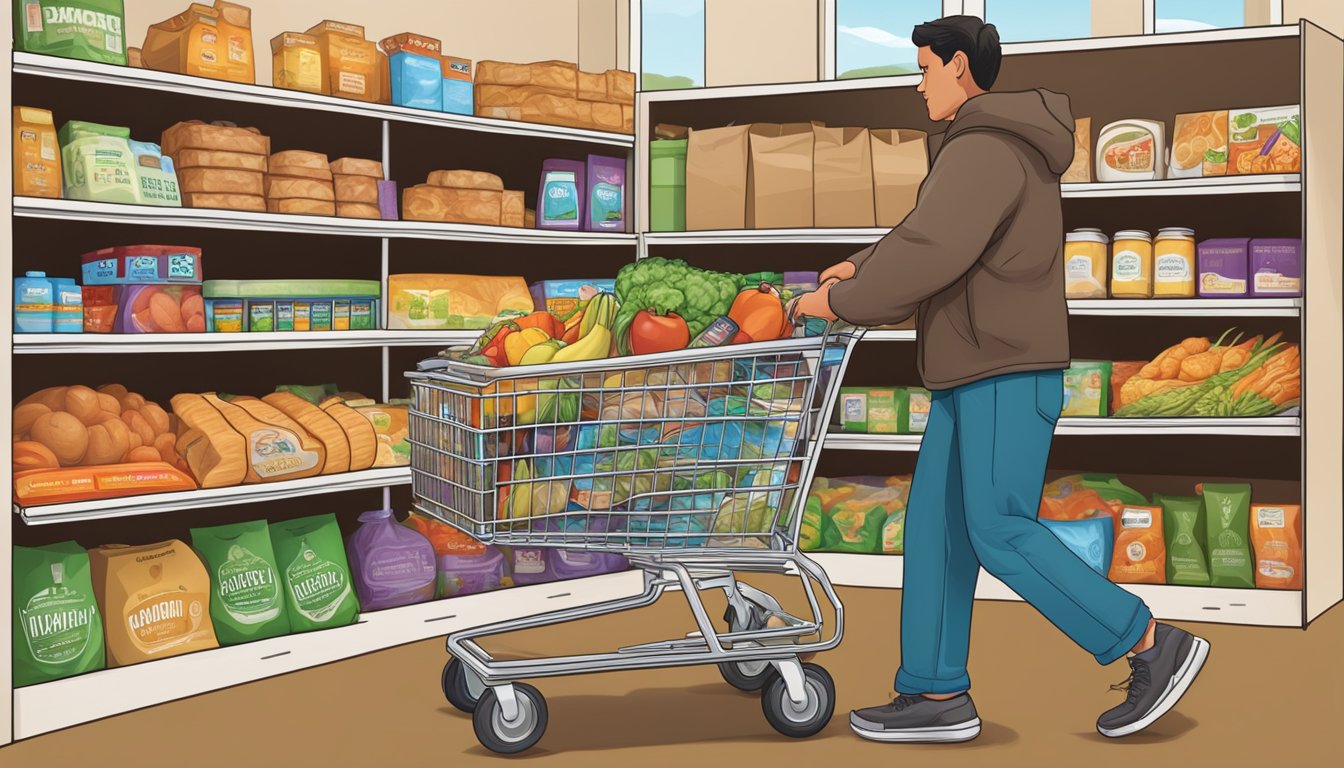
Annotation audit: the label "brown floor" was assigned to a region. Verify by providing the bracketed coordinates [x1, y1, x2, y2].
[3, 586, 1343, 768]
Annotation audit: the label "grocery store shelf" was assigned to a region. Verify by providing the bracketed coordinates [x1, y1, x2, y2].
[15, 467, 411, 525]
[1061, 174, 1300, 197]
[644, 228, 890, 245]
[12, 52, 634, 147]
[808, 553, 1304, 627]
[11, 570, 643, 739]
[1067, 298, 1302, 316]
[13, 330, 482, 354]
[12, 198, 639, 245]
[863, 329, 917, 341]
[825, 433, 923, 452]
[824, 417, 1301, 451]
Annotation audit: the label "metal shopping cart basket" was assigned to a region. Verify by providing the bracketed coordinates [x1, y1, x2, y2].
[407, 323, 864, 753]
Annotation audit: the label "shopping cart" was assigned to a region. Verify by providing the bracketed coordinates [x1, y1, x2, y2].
[407, 322, 863, 754]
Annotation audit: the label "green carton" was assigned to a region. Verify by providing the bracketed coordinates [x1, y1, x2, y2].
[836, 387, 869, 432]
[650, 139, 687, 232]
[15, 0, 128, 66]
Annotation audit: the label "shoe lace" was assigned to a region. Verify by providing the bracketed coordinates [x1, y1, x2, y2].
[1110, 657, 1152, 705]
[888, 693, 924, 711]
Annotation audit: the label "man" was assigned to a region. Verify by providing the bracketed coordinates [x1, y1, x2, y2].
[789, 16, 1209, 743]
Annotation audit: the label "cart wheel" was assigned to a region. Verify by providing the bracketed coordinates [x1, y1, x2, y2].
[443, 658, 481, 713]
[761, 663, 835, 738]
[473, 683, 548, 755]
[719, 657, 774, 692]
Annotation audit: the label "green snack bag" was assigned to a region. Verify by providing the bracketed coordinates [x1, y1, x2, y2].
[882, 507, 906, 554]
[269, 514, 360, 632]
[12, 542, 105, 686]
[800, 494, 825, 551]
[1201, 483, 1254, 588]
[15, 0, 128, 65]
[1080, 474, 1148, 506]
[191, 520, 289, 646]
[827, 502, 887, 553]
[1156, 494, 1210, 586]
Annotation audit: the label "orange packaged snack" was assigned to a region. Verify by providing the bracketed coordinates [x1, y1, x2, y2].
[1109, 505, 1166, 584]
[1251, 504, 1302, 589]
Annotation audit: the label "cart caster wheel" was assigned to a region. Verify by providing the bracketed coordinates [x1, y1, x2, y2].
[719, 657, 774, 692]
[761, 663, 835, 738]
[473, 683, 548, 755]
[443, 658, 481, 713]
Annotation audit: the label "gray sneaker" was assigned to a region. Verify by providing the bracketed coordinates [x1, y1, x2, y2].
[1097, 623, 1210, 738]
[850, 694, 981, 743]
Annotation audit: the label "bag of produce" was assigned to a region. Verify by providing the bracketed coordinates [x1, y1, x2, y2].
[190, 520, 288, 646]
[12, 542, 105, 686]
[1156, 495, 1210, 586]
[269, 514, 360, 632]
[1200, 483, 1254, 588]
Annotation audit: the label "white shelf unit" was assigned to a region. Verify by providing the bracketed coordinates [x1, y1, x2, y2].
[12, 331, 482, 354]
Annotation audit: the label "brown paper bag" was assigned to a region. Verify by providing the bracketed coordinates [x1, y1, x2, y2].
[870, 129, 928, 227]
[686, 125, 750, 231]
[747, 123, 814, 229]
[813, 125, 874, 227]
[1062, 117, 1091, 183]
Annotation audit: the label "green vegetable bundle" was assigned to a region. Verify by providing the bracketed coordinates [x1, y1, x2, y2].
[613, 257, 742, 354]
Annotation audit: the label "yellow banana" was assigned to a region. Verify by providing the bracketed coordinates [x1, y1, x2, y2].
[552, 325, 612, 363]
[519, 340, 565, 365]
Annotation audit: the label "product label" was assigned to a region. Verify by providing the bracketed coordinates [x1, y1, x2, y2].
[1121, 508, 1152, 528]
[275, 302, 295, 332]
[1113, 250, 1144, 281]
[249, 303, 275, 332]
[25, 2, 42, 33]
[1253, 272, 1301, 294]
[366, 545, 436, 584]
[216, 545, 282, 624]
[212, 302, 244, 332]
[333, 300, 350, 331]
[248, 428, 321, 478]
[310, 301, 333, 331]
[286, 541, 353, 622]
[20, 565, 96, 666]
[41, 5, 122, 35]
[293, 301, 311, 331]
[590, 181, 623, 227]
[909, 391, 931, 433]
[1200, 272, 1247, 294]
[351, 300, 373, 330]
[338, 71, 367, 95]
[168, 253, 197, 280]
[842, 394, 867, 424]
[513, 549, 545, 575]
[127, 256, 159, 282]
[542, 173, 578, 222]
[1066, 254, 1094, 280]
[126, 593, 205, 651]
[1125, 541, 1147, 562]
[1155, 252, 1193, 283]
[1256, 507, 1286, 529]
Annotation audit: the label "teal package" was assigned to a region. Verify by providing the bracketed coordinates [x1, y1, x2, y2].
[389, 51, 443, 111]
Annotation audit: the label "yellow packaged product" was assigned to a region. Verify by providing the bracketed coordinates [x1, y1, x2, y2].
[142, 1, 255, 84]
[1153, 227, 1196, 298]
[1064, 229, 1108, 299]
[13, 106, 62, 198]
[89, 540, 219, 668]
[306, 20, 382, 103]
[347, 399, 410, 467]
[1169, 110, 1227, 178]
[270, 32, 322, 94]
[387, 274, 533, 330]
[1110, 229, 1153, 299]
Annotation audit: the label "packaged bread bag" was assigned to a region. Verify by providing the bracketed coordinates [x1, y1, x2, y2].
[89, 540, 219, 667]
[13, 106, 62, 198]
[270, 514, 360, 632]
[1251, 503, 1302, 589]
[1108, 505, 1166, 584]
[190, 520, 288, 645]
[13, 542, 106, 686]
[142, 0, 255, 84]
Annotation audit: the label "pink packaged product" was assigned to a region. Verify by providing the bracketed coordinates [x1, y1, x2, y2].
[438, 546, 505, 597]
[1249, 238, 1302, 297]
[347, 509, 437, 610]
[377, 179, 399, 220]
[81, 284, 205, 333]
[1197, 238, 1250, 297]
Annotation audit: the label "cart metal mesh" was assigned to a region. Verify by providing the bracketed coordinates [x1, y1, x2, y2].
[407, 329, 862, 556]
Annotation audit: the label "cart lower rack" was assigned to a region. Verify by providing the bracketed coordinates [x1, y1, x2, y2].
[408, 327, 864, 753]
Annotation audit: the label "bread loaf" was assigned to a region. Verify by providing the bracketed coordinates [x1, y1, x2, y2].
[182, 192, 266, 212]
[622, 105, 635, 134]
[261, 392, 351, 475]
[266, 165, 334, 181]
[162, 121, 270, 157]
[476, 59, 577, 94]
[203, 394, 325, 482]
[426, 170, 503, 190]
[586, 101, 624, 132]
[170, 394, 247, 488]
[270, 150, 329, 170]
[267, 199, 337, 216]
[319, 399, 377, 470]
[334, 174, 379, 203]
[476, 88, 630, 132]
[578, 71, 606, 102]
[525, 209, 536, 228]
[336, 203, 381, 219]
[178, 168, 264, 196]
[501, 191, 525, 228]
[330, 157, 383, 177]
[264, 176, 336, 201]
[606, 69, 635, 104]
[173, 149, 268, 172]
[403, 185, 502, 225]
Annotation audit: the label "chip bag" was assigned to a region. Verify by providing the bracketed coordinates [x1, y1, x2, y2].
[1251, 504, 1302, 589]
[1156, 494, 1210, 586]
[1040, 475, 1119, 522]
[828, 501, 886, 553]
[1109, 505, 1166, 584]
[1200, 482, 1254, 588]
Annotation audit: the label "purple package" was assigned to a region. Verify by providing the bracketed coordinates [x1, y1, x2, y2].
[438, 547, 505, 597]
[538, 159, 586, 230]
[550, 548, 628, 580]
[585, 155, 626, 232]
[377, 179, 399, 221]
[1250, 238, 1303, 297]
[529, 282, 546, 311]
[1197, 238, 1250, 297]
[500, 546, 556, 586]
[346, 509, 437, 610]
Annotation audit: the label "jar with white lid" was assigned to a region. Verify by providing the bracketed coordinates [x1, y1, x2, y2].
[1111, 230, 1154, 298]
[1154, 227, 1197, 298]
[1064, 229, 1109, 299]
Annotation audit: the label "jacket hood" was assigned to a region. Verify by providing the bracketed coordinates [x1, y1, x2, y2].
[944, 89, 1077, 175]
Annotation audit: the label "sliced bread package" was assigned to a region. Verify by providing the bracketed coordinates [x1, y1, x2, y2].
[190, 520, 288, 645]
[269, 513, 360, 632]
[89, 540, 219, 667]
[13, 542, 106, 686]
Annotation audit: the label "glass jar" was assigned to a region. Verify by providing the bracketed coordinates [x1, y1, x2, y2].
[1153, 227, 1197, 298]
[1111, 230, 1153, 298]
[1064, 230, 1109, 299]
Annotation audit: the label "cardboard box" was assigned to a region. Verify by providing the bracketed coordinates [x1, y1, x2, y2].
[746, 123, 814, 229]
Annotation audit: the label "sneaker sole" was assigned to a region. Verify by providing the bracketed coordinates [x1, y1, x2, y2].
[1097, 636, 1210, 738]
[850, 718, 982, 743]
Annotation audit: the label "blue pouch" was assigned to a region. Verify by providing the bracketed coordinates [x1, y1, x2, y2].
[1041, 516, 1114, 575]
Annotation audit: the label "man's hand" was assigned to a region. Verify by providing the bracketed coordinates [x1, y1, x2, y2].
[820, 260, 856, 284]
[787, 279, 840, 323]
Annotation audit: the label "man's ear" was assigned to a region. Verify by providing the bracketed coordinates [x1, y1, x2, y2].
[952, 51, 969, 80]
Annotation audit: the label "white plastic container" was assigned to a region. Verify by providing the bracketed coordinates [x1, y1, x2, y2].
[1096, 119, 1167, 182]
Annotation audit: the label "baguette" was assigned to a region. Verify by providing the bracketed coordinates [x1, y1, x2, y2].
[319, 398, 377, 471]
[262, 392, 351, 474]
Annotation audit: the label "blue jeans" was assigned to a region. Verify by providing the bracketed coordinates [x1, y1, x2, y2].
[895, 370, 1152, 695]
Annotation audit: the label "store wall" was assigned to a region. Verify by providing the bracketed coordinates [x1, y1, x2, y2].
[705, 0, 818, 86]
[1091, 0, 1144, 37]
[1286, 0, 1344, 37]
[121, 0, 624, 84]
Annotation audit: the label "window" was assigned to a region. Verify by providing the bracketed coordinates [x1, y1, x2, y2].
[1155, 0, 1245, 33]
[641, 0, 705, 90]
[985, 0, 1091, 43]
[836, 0, 942, 80]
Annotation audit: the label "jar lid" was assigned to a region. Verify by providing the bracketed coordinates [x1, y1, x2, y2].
[1114, 229, 1152, 242]
[1156, 227, 1196, 238]
[1066, 230, 1108, 244]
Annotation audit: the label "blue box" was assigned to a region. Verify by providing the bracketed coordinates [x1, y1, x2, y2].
[380, 33, 444, 111]
[442, 56, 474, 116]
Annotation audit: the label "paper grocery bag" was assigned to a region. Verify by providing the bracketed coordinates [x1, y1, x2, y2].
[870, 128, 928, 227]
[1062, 117, 1091, 183]
[747, 123, 814, 229]
[814, 125, 875, 227]
[686, 124, 750, 230]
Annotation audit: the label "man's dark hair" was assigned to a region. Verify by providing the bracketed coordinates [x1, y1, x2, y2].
[912, 15, 1002, 90]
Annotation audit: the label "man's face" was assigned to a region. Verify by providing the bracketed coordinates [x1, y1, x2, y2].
[916, 46, 966, 122]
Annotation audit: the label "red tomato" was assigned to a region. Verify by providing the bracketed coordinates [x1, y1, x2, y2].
[630, 310, 690, 355]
